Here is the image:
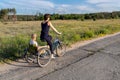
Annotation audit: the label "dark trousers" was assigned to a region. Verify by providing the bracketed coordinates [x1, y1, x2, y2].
[41, 35, 54, 54]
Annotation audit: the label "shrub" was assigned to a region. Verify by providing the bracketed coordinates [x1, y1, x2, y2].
[95, 29, 109, 35]
[0, 36, 29, 61]
[72, 34, 81, 41]
[80, 31, 95, 39]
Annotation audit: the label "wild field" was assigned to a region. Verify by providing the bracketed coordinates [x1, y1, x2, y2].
[0, 19, 120, 62]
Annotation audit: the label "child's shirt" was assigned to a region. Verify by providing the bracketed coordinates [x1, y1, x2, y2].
[29, 39, 38, 47]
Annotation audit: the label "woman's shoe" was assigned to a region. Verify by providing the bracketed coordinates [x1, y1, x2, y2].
[51, 54, 55, 59]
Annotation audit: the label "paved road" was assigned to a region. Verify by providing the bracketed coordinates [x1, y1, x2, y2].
[0, 33, 120, 80]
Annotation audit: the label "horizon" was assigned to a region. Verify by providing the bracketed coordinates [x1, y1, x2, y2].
[10, 10, 120, 15]
[0, 0, 120, 15]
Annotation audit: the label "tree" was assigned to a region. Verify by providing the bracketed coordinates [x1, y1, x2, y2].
[10, 8, 17, 23]
[0, 8, 17, 23]
[0, 9, 8, 21]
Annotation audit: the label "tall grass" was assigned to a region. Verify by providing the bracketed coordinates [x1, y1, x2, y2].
[0, 19, 120, 62]
[0, 36, 29, 62]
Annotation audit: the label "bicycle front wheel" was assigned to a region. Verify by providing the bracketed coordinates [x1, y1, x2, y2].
[56, 43, 67, 57]
[37, 48, 51, 67]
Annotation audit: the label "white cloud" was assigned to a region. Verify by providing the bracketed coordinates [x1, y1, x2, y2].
[0, 0, 56, 14]
[97, 3, 120, 8]
[87, 0, 118, 4]
[60, 4, 71, 7]
[1, 0, 90, 14]
[27, 0, 54, 8]
[52, 4, 71, 13]
[76, 5, 95, 12]
[0, 0, 120, 14]
[86, 0, 120, 12]
[96, 3, 120, 12]
[53, 4, 96, 14]
[0, 0, 54, 9]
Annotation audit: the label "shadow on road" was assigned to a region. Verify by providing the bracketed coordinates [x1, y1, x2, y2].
[3, 59, 39, 68]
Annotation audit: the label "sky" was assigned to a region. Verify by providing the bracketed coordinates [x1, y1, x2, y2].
[0, 0, 120, 14]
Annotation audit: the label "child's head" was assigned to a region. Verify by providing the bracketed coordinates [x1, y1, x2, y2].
[31, 33, 37, 40]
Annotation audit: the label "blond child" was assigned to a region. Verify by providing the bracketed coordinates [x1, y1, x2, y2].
[30, 33, 41, 50]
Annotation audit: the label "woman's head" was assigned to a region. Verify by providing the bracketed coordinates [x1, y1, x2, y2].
[44, 14, 50, 21]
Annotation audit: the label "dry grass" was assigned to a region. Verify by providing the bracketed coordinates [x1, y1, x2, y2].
[0, 21, 41, 38]
[0, 19, 120, 38]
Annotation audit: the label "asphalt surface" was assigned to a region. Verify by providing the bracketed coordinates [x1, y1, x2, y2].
[0, 33, 120, 80]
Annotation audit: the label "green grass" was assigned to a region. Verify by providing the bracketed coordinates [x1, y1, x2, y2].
[0, 19, 120, 62]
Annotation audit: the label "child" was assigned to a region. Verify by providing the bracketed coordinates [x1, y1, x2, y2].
[30, 33, 41, 51]
[23, 33, 41, 58]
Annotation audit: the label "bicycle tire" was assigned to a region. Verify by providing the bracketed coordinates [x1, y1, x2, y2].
[37, 48, 51, 67]
[56, 43, 67, 57]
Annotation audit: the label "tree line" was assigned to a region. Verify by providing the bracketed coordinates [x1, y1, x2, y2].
[17, 11, 120, 21]
[0, 8, 17, 23]
[0, 8, 120, 21]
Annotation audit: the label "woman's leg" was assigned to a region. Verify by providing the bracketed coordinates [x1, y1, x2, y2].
[45, 35, 54, 54]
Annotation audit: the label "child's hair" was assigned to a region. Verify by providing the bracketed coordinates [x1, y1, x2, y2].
[44, 14, 50, 20]
[31, 33, 37, 39]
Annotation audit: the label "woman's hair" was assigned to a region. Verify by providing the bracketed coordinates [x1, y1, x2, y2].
[44, 14, 50, 20]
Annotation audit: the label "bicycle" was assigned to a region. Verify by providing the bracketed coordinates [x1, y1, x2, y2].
[24, 35, 67, 67]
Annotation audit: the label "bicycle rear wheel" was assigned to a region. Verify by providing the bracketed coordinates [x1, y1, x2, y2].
[56, 43, 67, 57]
[37, 48, 51, 67]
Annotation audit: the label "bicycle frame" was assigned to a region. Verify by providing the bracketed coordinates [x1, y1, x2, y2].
[52, 38, 60, 51]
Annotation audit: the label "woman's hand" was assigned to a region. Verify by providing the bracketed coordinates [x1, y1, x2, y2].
[58, 32, 61, 35]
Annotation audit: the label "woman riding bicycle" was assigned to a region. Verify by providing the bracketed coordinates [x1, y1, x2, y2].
[40, 14, 61, 59]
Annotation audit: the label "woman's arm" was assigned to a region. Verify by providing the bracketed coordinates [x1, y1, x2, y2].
[48, 21, 61, 35]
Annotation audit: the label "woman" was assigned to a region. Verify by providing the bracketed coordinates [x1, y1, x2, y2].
[40, 14, 61, 59]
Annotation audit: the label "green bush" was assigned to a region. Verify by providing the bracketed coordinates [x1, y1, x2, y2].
[95, 29, 109, 35]
[80, 31, 95, 39]
[72, 34, 81, 41]
[0, 36, 29, 61]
